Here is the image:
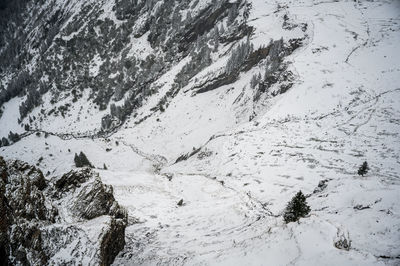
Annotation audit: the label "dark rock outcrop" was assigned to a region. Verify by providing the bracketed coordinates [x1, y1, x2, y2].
[99, 218, 127, 266]
[1, 157, 55, 265]
[71, 176, 116, 220]
[54, 168, 92, 195]
[0, 157, 127, 265]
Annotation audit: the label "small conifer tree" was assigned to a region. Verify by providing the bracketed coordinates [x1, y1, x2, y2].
[74, 151, 93, 168]
[283, 190, 311, 223]
[357, 161, 369, 176]
[1, 137, 9, 147]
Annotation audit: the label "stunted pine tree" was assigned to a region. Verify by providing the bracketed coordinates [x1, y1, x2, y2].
[1, 137, 9, 147]
[283, 190, 311, 223]
[357, 161, 369, 176]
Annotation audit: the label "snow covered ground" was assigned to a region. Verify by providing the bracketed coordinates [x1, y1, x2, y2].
[1, 0, 399, 265]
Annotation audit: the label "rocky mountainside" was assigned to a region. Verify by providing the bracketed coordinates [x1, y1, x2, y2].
[0, 0, 298, 138]
[0, 0, 400, 265]
[0, 157, 127, 265]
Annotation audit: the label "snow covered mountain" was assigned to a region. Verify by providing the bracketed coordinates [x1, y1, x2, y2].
[0, 0, 399, 265]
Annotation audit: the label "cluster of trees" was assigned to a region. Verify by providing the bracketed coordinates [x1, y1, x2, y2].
[19, 87, 41, 119]
[1, 0, 247, 132]
[0, 131, 20, 147]
[0, 0, 33, 71]
[143, 0, 244, 114]
[0, 71, 31, 109]
[0, 0, 61, 119]
[248, 38, 287, 98]
[227, 2, 239, 26]
[110, 103, 124, 121]
[102, 91, 141, 130]
[74, 151, 93, 168]
[8, 131, 20, 142]
[174, 34, 213, 89]
[225, 38, 254, 75]
[250, 73, 262, 90]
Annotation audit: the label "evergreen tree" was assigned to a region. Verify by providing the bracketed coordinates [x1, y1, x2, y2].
[250, 73, 261, 89]
[226, 39, 254, 74]
[283, 190, 311, 223]
[19, 88, 41, 119]
[357, 161, 369, 176]
[213, 25, 219, 51]
[1, 137, 9, 147]
[8, 131, 20, 143]
[227, 4, 238, 25]
[74, 151, 93, 168]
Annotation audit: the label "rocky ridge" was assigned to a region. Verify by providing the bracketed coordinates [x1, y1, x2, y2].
[0, 156, 127, 265]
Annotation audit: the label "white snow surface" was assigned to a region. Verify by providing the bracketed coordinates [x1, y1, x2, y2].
[1, 0, 400, 265]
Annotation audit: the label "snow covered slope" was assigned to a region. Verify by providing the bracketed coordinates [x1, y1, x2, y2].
[1, 0, 400, 265]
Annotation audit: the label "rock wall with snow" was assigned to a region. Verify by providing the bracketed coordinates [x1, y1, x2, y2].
[0, 157, 127, 265]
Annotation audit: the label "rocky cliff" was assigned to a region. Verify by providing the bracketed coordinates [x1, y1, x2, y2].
[0, 157, 127, 265]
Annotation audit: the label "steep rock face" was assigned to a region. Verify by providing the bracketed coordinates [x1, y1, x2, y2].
[54, 168, 92, 194]
[0, 156, 55, 265]
[99, 218, 127, 266]
[0, 157, 11, 266]
[71, 177, 116, 220]
[55, 169, 121, 220]
[0, 156, 127, 265]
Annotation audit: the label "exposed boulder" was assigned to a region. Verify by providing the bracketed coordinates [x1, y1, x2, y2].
[70, 176, 117, 220]
[54, 168, 92, 195]
[334, 230, 352, 251]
